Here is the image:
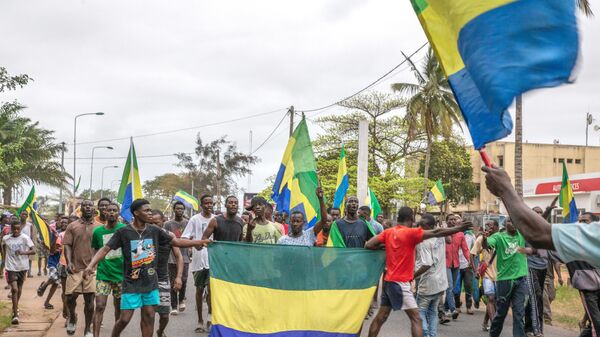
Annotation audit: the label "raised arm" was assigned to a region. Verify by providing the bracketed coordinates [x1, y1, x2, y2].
[482, 165, 554, 249]
[313, 187, 327, 235]
[422, 222, 472, 241]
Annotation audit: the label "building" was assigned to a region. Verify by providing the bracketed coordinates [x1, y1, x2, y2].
[457, 141, 600, 217]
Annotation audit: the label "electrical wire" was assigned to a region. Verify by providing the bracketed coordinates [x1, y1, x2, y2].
[250, 112, 289, 155]
[297, 42, 428, 114]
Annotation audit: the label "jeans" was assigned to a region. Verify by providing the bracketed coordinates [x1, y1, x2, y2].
[580, 290, 600, 337]
[168, 263, 189, 309]
[525, 268, 547, 335]
[417, 292, 442, 337]
[490, 277, 528, 337]
[444, 268, 458, 312]
[454, 268, 474, 309]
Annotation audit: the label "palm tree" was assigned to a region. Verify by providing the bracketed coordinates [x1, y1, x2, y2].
[514, 0, 593, 198]
[0, 104, 70, 205]
[391, 47, 462, 199]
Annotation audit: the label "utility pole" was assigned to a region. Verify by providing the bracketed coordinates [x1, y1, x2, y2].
[248, 130, 252, 190]
[586, 110, 593, 147]
[58, 142, 66, 214]
[289, 106, 295, 136]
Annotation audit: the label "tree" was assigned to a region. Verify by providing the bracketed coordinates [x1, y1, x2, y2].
[391, 48, 462, 199]
[175, 135, 258, 208]
[0, 104, 70, 205]
[419, 138, 478, 209]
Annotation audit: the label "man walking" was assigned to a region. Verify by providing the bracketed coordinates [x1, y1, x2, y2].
[443, 214, 470, 320]
[471, 220, 499, 332]
[414, 214, 448, 337]
[366, 214, 471, 337]
[91, 203, 126, 337]
[63, 199, 101, 337]
[484, 217, 529, 337]
[182, 195, 215, 333]
[84, 199, 209, 337]
[164, 201, 190, 314]
[94, 198, 111, 225]
[455, 218, 475, 315]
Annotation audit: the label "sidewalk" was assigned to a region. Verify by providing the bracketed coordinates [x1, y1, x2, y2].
[0, 270, 62, 337]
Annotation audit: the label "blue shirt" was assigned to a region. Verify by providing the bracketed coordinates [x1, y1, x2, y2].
[552, 222, 600, 269]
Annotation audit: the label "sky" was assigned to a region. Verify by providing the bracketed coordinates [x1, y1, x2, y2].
[1, 0, 599, 205]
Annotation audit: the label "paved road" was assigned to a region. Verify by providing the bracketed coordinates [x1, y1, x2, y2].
[46, 276, 579, 337]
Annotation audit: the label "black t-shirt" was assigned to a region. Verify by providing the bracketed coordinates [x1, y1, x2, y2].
[107, 224, 173, 293]
[214, 215, 244, 242]
[156, 226, 172, 282]
[336, 218, 373, 248]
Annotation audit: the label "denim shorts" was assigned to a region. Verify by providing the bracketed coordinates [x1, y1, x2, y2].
[483, 278, 496, 295]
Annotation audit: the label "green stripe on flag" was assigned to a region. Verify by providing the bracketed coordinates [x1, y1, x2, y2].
[411, 0, 428, 14]
[209, 242, 384, 290]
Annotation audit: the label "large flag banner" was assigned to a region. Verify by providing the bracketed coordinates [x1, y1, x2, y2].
[559, 162, 578, 223]
[17, 186, 52, 250]
[428, 179, 447, 205]
[333, 144, 349, 216]
[411, 0, 579, 149]
[271, 117, 321, 228]
[173, 190, 199, 211]
[117, 138, 142, 222]
[208, 242, 385, 337]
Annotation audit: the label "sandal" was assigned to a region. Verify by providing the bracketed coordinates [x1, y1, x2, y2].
[45, 303, 54, 310]
[194, 326, 206, 333]
[37, 282, 45, 297]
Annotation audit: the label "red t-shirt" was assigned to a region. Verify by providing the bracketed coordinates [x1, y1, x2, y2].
[377, 226, 424, 283]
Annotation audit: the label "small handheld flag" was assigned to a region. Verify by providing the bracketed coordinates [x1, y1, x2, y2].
[364, 187, 382, 219]
[17, 186, 53, 250]
[332, 145, 349, 216]
[428, 179, 446, 205]
[173, 190, 199, 211]
[117, 138, 142, 222]
[559, 162, 578, 223]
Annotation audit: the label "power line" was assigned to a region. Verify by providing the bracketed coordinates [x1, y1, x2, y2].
[72, 108, 287, 146]
[64, 152, 194, 160]
[297, 42, 428, 114]
[250, 112, 289, 155]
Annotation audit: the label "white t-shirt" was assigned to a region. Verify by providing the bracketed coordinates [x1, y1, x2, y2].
[21, 222, 33, 240]
[415, 237, 447, 296]
[459, 232, 476, 269]
[277, 229, 317, 246]
[2, 233, 34, 271]
[182, 213, 214, 272]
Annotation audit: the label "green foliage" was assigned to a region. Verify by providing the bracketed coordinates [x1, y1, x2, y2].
[78, 189, 118, 201]
[0, 67, 31, 93]
[175, 135, 259, 198]
[419, 138, 478, 207]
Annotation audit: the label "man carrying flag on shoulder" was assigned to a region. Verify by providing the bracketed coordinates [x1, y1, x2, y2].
[327, 196, 375, 248]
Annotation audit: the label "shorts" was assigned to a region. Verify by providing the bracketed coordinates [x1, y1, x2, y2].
[6, 271, 27, 286]
[121, 289, 160, 310]
[483, 278, 496, 296]
[156, 280, 171, 314]
[96, 280, 123, 299]
[35, 243, 49, 258]
[47, 266, 60, 284]
[57, 265, 68, 279]
[381, 281, 418, 311]
[193, 269, 209, 287]
[65, 271, 96, 295]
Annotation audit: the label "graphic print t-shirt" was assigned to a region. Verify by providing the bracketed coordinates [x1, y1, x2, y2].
[243, 221, 282, 244]
[92, 223, 126, 282]
[107, 224, 173, 293]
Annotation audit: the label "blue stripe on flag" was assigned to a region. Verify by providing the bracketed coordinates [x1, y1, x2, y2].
[210, 324, 356, 337]
[120, 183, 134, 223]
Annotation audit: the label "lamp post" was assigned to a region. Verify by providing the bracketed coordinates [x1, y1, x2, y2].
[89, 146, 113, 198]
[100, 166, 118, 198]
[73, 112, 104, 196]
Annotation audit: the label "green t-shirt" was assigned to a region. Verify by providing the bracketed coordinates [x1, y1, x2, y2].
[91, 223, 126, 282]
[486, 231, 528, 281]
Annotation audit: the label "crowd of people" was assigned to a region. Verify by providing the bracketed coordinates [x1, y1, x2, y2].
[0, 165, 599, 337]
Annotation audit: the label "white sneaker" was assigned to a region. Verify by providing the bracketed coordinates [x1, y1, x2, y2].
[178, 303, 186, 312]
[170, 309, 178, 316]
[84, 332, 93, 337]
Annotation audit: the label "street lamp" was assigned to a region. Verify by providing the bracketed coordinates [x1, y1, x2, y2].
[100, 166, 119, 198]
[89, 145, 114, 198]
[73, 112, 104, 196]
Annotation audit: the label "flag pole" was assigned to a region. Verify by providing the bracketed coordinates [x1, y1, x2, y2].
[479, 147, 493, 167]
[129, 137, 135, 199]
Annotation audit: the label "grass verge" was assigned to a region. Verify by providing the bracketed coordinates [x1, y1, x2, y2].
[0, 301, 12, 331]
[552, 285, 584, 330]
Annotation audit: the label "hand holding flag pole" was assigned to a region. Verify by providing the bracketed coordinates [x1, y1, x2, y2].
[479, 148, 493, 168]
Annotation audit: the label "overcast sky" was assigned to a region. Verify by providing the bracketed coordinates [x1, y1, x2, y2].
[2, 0, 599, 204]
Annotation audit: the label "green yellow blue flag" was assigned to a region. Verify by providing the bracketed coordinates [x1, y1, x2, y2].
[208, 242, 385, 337]
[411, 0, 578, 149]
[117, 138, 142, 222]
[174, 190, 199, 211]
[332, 144, 349, 216]
[271, 117, 321, 228]
[559, 162, 578, 223]
[364, 187, 382, 219]
[428, 179, 446, 205]
[17, 186, 52, 250]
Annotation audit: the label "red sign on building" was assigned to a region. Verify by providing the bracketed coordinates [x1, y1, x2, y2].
[535, 177, 600, 195]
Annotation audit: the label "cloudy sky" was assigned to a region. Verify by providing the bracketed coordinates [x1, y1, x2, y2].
[2, 0, 599, 204]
